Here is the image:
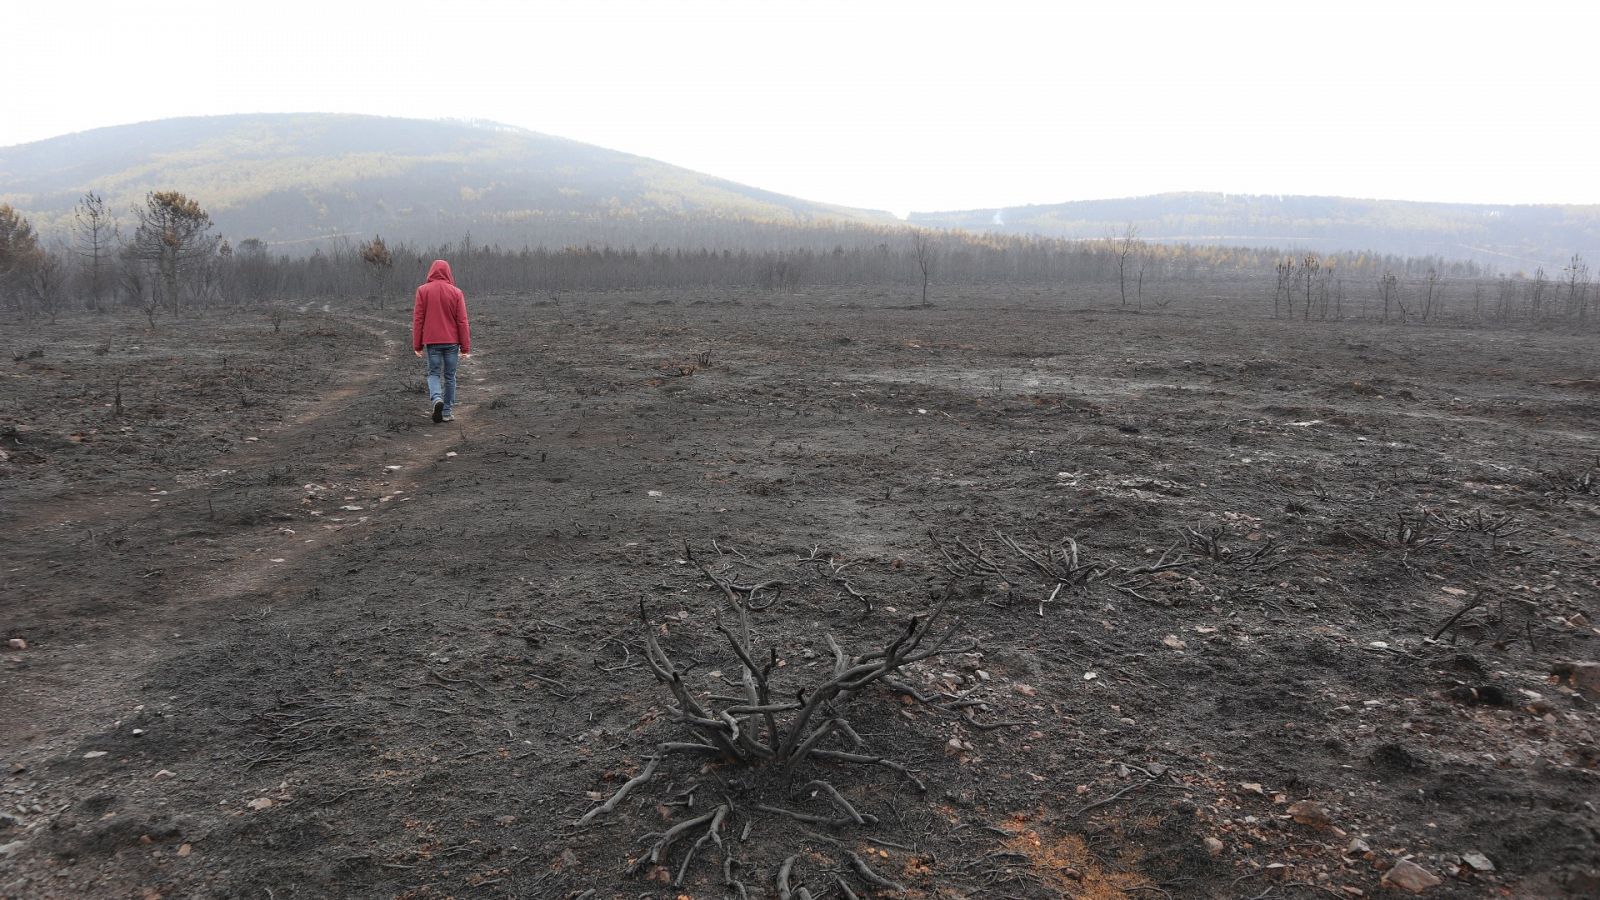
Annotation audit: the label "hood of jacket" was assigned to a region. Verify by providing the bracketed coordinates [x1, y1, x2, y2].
[426, 260, 455, 284]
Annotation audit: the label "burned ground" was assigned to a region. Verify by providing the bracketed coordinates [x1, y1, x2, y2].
[3, 286, 1597, 898]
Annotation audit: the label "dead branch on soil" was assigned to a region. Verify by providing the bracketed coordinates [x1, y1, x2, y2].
[1430, 592, 1485, 642]
[577, 756, 660, 826]
[1182, 526, 1281, 570]
[800, 545, 874, 614]
[574, 549, 982, 893]
[1267, 477, 1378, 505]
[638, 584, 971, 775]
[933, 528, 1220, 610]
[686, 539, 782, 611]
[1421, 507, 1528, 550]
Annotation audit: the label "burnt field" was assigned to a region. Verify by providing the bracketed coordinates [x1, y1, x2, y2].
[2, 286, 1598, 899]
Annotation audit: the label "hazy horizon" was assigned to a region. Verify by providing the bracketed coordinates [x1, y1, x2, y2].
[7, 0, 1599, 214]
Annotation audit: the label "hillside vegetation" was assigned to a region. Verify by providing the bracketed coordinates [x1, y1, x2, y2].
[0, 114, 892, 248]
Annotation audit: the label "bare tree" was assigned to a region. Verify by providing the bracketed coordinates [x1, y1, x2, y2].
[359, 236, 395, 307]
[118, 247, 159, 329]
[1528, 267, 1548, 320]
[1422, 269, 1441, 322]
[213, 239, 237, 304]
[29, 247, 66, 324]
[232, 238, 278, 302]
[127, 191, 216, 316]
[1114, 222, 1141, 307]
[1563, 253, 1589, 320]
[1492, 275, 1511, 321]
[910, 228, 933, 307]
[1300, 254, 1320, 321]
[1377, 271, 1399, 322]
[1274, 257, 1294, 317]
[73, 192, 117, 311]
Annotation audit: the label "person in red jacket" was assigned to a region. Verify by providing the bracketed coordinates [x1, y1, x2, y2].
[412, 259, 472, 423]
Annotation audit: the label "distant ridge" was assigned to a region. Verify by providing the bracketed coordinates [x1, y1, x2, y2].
[909, 192, 1600, 271]
[5, 116, 1596, 267]
[0, 113, 894, 249]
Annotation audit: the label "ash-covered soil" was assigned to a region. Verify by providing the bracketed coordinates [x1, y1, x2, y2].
[3, 287, 1597, 899]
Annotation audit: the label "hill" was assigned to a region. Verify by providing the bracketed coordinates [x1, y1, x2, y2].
[0, 114, 894, 250]
[909, 192, 1600, 271]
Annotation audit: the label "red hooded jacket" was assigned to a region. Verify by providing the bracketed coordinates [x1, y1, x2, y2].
[412, 260, 471, 354]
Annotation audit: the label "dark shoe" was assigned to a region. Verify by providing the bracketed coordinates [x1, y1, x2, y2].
[432, 400, 444, 423]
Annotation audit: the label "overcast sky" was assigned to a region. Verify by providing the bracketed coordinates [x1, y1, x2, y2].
[8, 0, 1598, 214]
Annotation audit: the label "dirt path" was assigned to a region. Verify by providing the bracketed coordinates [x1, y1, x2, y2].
[3, 308, 502, 775]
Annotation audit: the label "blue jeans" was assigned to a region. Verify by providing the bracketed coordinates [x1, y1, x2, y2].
[425, 344, 460, 415]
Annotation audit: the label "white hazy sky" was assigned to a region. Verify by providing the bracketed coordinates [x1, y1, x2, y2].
[7, 0, 1599, 214]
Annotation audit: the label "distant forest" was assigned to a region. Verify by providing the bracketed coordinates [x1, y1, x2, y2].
[11, 187, 1589, 332]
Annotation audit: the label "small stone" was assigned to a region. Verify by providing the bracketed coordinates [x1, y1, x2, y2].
[1382, 859, 1442, 893]
[1161, 635, 1186, 650]
[176, 843, 192, 857]
[83, 751, 108, 759]
[945, 738, 965, 754]
[1346, 837, 1371, 855]
[1288, 800, 1332, 827]
[1203, 836, 1224, 855]
[246, 797, 273, 810]
[1461, 851, 1494, 872]
[5, 639, 24, 651]
[1553, 661, 1600, 698]
[0, 840, 25, 856]
[0, 812, 23, 829]
[153, 770, 176, 779]
[495, 815, 517, 826]
[1014, 683, 1037, 697]
[1240, 782, 1265, 795]
[1083, 672, 1098, 681]
[131, 729, 145, 737]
